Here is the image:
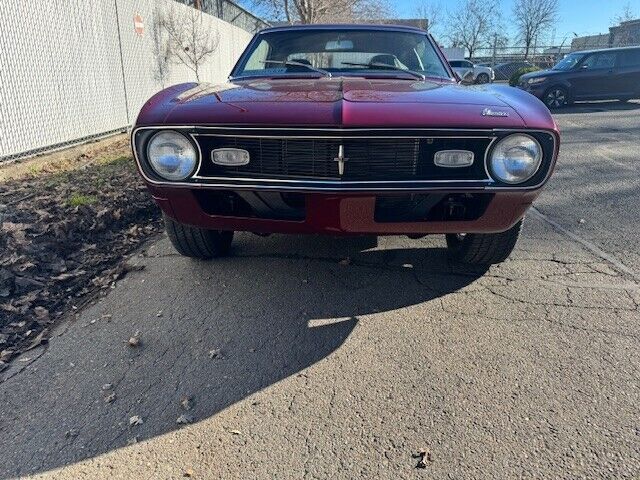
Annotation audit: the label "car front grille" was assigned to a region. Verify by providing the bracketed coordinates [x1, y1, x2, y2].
[195, 134, 492, 182]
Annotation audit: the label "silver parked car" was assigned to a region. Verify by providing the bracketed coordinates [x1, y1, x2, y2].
[449, 59, 495, 84]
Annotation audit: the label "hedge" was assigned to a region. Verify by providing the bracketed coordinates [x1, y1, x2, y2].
[509, 66, 542, 87]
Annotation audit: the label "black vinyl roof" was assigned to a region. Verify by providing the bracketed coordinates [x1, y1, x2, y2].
[258, 23, 427, 35]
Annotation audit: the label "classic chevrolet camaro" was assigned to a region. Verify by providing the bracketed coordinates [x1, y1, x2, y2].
[132, 24, 559, 265]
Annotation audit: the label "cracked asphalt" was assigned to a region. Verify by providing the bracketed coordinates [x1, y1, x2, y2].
[1, 101, 639, 479]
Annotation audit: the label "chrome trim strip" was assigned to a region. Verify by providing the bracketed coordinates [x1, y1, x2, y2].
[193, 133, 491, 139]
[131, 126, 558, 192]
[161, 125, 496, 133]
[189, 175, 489, 184]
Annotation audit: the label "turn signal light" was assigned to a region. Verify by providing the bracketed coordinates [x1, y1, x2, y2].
[434, 150, 474, 167]
[212, 148, 250, 166]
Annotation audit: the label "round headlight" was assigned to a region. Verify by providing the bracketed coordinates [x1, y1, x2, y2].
[146, 130, 198, 181]
[489, 134, 542, 184]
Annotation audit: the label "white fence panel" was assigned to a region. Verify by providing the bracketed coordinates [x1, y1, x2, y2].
[0, 0, 255, 161]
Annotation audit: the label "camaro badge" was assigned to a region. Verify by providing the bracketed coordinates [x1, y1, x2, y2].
[334, 144, 348, 176]
[482, 108, 509, 117]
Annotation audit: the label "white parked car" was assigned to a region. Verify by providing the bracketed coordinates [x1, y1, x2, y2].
[449, 59, 495, 84]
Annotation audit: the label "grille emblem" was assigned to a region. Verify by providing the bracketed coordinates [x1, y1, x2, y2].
[334, 144, 348, 176]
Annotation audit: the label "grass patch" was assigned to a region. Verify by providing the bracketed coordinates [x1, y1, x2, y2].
[0, 134, 130, 183]
[67, 193, 98, 207]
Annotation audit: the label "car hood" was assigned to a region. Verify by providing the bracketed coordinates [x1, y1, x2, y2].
[137, 78, 555, 130]
[519, 69, 564, 81]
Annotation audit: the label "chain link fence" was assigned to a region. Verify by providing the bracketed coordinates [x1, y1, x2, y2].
[468, 42, 640, 81]
[0, 0, 261, 163]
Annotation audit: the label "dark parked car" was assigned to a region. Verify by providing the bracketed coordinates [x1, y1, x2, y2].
[518, 46, 640, 108]
[132, 24, 559, 265]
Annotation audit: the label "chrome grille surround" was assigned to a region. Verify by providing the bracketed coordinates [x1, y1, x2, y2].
[132, 126, 558, 192]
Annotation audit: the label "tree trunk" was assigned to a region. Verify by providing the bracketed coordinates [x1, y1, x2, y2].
[284, 0, 292, 24]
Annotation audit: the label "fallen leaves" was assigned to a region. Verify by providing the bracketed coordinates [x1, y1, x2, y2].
[180, 396, 194, 411]
[33, 306, 49, 321]
[127, 331, 142, 348]
[0, 154, 162, 363]
[208, 348, 222, 359]
[413, 448, 433, 469]
[129, 415, 144, 426]
[176, 413, 194, 425]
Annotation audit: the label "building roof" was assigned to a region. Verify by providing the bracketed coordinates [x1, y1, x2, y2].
[571, 45, 640, 55]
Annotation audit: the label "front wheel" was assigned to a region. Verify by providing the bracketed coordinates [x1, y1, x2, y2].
[446, 220, 523, 265]
[543, 87, 569, 109]
[476, 73, 490, 84]
[164, 215, 234, 259]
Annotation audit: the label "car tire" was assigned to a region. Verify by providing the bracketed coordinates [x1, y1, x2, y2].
[446, 219, 523, 265]
[543, 86, 569, 109]
[164, 215, 234, 259]
[476, 73, 490, 84]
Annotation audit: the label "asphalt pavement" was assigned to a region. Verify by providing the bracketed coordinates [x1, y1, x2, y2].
[1, 101, 639, 479]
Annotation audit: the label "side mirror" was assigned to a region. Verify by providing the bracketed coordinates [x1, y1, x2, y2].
[460, 71, 475, 85]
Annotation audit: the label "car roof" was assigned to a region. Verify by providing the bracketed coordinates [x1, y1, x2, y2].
[570, 45, 640, 55]
[258, 23, 427, 34]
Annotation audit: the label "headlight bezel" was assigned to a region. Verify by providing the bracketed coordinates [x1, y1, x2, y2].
[145, 130, 200, 181]
[487, 133, 544, 185]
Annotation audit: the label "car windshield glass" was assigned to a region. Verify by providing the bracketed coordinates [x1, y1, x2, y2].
[234, 29, 451, 80]
[553, 53, 584, 70]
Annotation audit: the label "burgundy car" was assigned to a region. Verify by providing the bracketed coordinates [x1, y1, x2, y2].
[132, 24, 559, 265]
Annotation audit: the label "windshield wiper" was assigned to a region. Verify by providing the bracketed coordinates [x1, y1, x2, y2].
[262, 60, 332, 78]
[341, 62, 426, 81]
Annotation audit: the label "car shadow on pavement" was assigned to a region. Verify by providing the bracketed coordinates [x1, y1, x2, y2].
[0, 234, 487, 478]
[552, 100, 640, 114]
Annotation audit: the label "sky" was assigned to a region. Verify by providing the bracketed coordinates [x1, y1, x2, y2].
[394, 0, 640, 42]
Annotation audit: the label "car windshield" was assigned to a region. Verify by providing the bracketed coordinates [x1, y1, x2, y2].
[552, 53, 584, 70]
[233, 29, 451, 80]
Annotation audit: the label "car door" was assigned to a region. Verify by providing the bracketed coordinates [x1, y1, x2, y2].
[450, 60, 472, 79]
[616, 48, 640, 98]
[460, 60, 475, 79]
[570, 52, 619, 100]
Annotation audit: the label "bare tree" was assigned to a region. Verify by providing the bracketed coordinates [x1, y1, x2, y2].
[611, 2, 638, 46]
[445, 0, 499, 59]
[413, 1, 442, 33]
[613, 2, 636, 24]
[240, 0, 392, 24]
[513, 0, 559, 59]
[156, 6, 220, 82]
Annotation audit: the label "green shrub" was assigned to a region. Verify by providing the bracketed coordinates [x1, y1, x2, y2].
[509, 66, 542, 87]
